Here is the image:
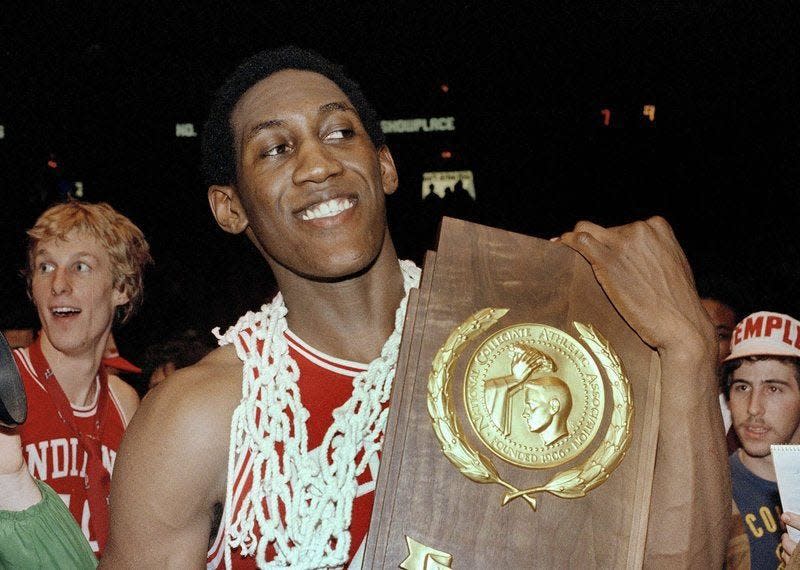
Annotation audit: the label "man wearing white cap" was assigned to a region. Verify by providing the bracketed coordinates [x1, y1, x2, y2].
[723, 311, 800, 569]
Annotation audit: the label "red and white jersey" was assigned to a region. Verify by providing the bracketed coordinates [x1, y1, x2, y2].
[207, 329, 378, 569]
[14, 344, 130, 556]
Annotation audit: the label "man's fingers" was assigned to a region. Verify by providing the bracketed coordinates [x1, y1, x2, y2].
[782, 512, 800, 532]
[780, 512, 798, 563]
[644, 215, 696, 283]
[572, 220, 607, 235]
[645, 214, 671, 235]
[559, 224, 610, 264]
[781, 533, 795, 563]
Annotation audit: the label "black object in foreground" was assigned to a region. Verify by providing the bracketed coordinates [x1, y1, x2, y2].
[0, 332, 26, 427]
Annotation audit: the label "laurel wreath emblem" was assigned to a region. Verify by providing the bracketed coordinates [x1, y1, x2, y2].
[427, 308, 633, 511]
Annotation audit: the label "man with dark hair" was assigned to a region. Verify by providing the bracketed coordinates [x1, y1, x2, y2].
[141, 335, 213, 392]
[200, 46, 385, 189]
[701, 296, 741, 451]
[722, 311, 800, 569]
[105, 46, 728, 568]
[702, 297, 738, 366]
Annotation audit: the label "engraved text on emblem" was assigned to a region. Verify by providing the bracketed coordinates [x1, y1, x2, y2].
[464, 324, 605, 468]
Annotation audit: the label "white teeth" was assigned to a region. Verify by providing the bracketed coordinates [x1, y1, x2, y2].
[301, 198, 355, 221]
[52, 307, 80, 315]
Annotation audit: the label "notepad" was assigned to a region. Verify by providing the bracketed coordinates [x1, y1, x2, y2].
[772, 444, 800, 542]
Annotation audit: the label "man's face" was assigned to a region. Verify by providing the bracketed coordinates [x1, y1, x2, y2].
[701, 298, 736, 364]
[523, 387, 555, 432]
[729, 359, 800, 460]
[224, 69, 397, 280]
[31, 230, 128, 357]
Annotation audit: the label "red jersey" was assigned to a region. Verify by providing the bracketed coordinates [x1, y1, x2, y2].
[14, 338, 130, 556]
[207, 329, 378, 569]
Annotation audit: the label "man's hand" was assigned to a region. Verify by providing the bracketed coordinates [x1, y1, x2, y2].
[780, 512, 799, 567]
[558, 216, 714, 358]
[560, 215, 728, 566]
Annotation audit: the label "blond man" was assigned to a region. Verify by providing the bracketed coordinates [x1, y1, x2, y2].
[12, 200, 151, 557]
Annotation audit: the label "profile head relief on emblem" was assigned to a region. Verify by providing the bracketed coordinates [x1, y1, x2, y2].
[521, 375, 573, 446]
[465, 324, 606, 468]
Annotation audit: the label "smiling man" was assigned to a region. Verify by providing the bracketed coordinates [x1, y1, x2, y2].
[12, 201, 151, 557]
[723, 311, 800, 569]
[104, 46, 728, 568]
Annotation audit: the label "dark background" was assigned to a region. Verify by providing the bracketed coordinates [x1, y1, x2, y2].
[1, 2, 798, 376]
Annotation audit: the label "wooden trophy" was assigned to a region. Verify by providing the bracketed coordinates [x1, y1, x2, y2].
[363, 217, 661, 569]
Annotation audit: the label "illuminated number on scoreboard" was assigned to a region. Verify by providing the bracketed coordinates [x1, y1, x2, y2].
[598, 105, 656, 128]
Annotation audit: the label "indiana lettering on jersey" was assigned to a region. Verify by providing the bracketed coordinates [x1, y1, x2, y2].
[23, 437, 116, 554]
[24, 436, 116, 480]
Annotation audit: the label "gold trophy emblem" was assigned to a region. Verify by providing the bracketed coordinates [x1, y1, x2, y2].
[465, 324, 605, 469]
[428, 308, 632, 511]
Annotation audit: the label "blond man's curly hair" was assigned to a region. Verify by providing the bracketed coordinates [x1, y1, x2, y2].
[25, 200, 152, 324]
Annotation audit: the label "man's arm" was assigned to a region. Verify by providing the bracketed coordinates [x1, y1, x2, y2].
[102, 347, 240, 568]
[0, 428, 40, 510]
[560, 216, 730, 568]
[1, 427, 99, 568]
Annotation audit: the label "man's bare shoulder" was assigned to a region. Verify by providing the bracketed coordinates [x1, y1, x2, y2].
[151, 343, 243, 395]
[133, 344, 243, 443]
[105, 345, 245, 566]
[114, 343, 244, 494]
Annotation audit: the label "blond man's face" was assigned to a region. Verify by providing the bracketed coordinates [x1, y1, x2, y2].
[31, 230, 128, 357]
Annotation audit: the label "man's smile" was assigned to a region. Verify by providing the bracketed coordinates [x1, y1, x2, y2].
[299, 197, 357, 221]
[50, 306, 82, 318]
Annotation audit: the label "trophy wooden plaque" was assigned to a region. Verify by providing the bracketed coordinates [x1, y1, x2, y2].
[363, 217, 662, 569]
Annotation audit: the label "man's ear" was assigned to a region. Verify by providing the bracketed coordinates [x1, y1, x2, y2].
[548, 399, 561, 415]
[208, 185, 249, 235]
[378, 146, 399, 196]
[111, 288, 130, 308]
